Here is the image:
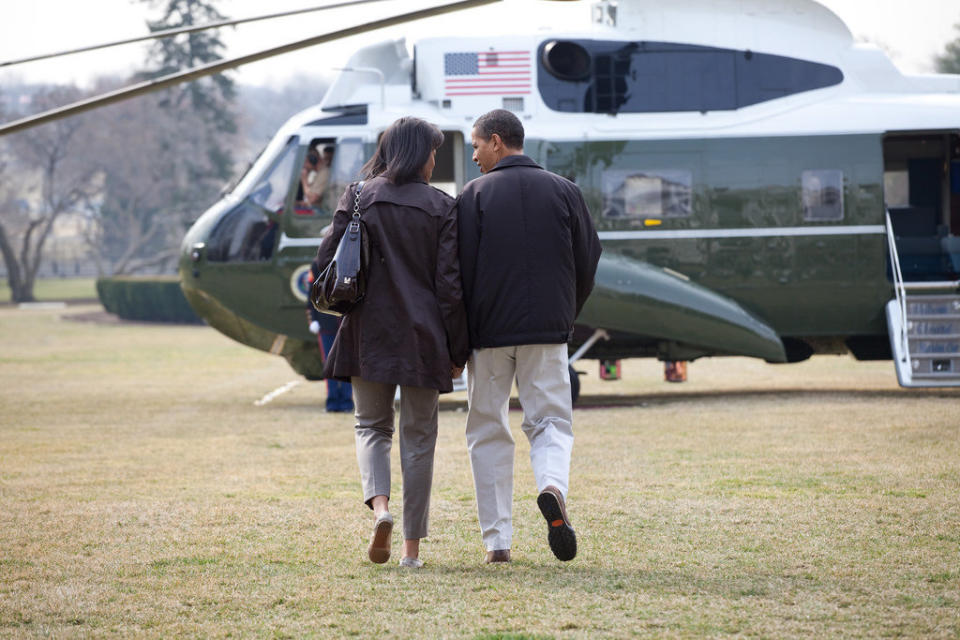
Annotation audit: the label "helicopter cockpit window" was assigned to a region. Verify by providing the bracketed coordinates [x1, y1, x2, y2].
[249, 137, 298, 214]
[206, 200, 278, 262]
[801, 170, 844, 221]
[205, 137, 298, 262]
[602, 169, 692, 219]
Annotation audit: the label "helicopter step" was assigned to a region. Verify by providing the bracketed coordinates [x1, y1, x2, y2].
[886, 293, 960, 387]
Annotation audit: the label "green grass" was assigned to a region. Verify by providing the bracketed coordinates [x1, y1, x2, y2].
[1, 304, 959, 638]
[0, 276, 97, 303]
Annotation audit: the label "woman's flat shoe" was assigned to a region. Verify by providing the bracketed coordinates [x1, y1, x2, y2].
[368, 512, 393, 564]
[398, 557, 423, 568]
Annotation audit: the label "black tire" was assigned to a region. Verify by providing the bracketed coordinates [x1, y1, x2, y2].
[569, 364, 580, 405]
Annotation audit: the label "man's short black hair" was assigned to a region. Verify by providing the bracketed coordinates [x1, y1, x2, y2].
[473, 109, 524, 150]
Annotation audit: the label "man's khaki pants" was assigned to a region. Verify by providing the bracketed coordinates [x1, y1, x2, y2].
[465, 343, 574, 552]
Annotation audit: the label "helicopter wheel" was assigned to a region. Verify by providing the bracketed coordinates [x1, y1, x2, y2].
[569, 364, 581, 405]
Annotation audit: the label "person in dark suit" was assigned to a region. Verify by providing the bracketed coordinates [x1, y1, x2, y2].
[306, 262, 353, 412]
[313, 117, 469, 568]
[457, 109, 602, 564]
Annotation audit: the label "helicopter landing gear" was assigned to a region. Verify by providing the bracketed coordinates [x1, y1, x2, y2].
[569, 364, 581, 405]
[568, 328, 610, 406]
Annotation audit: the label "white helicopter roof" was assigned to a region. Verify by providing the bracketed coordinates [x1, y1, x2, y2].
[287, 0, 960, 142]
[591, 0, 853, 59]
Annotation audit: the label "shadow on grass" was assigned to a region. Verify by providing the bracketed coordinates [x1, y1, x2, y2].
[568, 387, 960, 410]
[357, 559, 822, 604]
[255, 386, 959, 414]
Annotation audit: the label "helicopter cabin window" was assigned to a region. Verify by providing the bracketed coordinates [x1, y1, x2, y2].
[295, 138, 364, 215]
[538, 39, 843, 114]
[883, 169, 910, 208]
[801, 170, 844, 221]
[283, 138, 367, 239]
[328, 138, 366, 210]
[296, 140, 335, 214]
[602, 169, 692, 219]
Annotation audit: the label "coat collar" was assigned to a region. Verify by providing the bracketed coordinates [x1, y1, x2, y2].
[488, 154, 542, 173]
[359, 175, 453, 212]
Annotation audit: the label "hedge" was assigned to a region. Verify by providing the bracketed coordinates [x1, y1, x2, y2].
[96, 276, 202, 324]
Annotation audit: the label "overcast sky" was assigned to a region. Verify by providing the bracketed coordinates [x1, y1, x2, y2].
[1, 0, 958, 89]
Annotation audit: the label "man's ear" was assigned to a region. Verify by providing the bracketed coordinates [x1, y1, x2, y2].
[490, 133, 504, 151]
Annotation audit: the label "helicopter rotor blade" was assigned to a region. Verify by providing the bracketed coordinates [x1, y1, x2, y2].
[0, 0, 396, 69]
[0, 0, 500, 137]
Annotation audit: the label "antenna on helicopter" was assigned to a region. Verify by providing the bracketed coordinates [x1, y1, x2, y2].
[0, 0, 502, 137]
[0, 0, 395, 69]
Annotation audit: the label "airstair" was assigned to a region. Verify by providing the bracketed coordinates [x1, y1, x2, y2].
[885, 211, 960, 387]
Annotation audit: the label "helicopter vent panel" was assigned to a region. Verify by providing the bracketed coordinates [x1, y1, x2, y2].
[502, 97, 524, 112]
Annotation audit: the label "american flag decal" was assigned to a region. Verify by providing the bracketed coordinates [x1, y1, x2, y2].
[443, 50, 532, 96]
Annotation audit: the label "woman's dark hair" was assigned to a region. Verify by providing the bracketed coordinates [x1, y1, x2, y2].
[361, 117, 444, 185]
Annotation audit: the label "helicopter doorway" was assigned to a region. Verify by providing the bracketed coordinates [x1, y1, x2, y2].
[883, 131, 960, 281]
[432, 130, 465, 196]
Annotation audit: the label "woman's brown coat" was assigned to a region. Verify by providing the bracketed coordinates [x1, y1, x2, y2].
[313, 176, 470, 392]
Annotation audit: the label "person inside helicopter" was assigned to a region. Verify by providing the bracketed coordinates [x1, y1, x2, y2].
[298, 143, 335, 211]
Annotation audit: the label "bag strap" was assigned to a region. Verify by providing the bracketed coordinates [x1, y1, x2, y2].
[349, 180, 365, 233]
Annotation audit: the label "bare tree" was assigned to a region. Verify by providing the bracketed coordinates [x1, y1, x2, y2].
[80, 80, 216, 275]
[935, 22, 960, 74]
[140, 0, 239, 189]
[0, 87, 101, 302]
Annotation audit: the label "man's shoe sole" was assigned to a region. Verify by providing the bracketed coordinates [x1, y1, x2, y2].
[537, 490, 577, 561]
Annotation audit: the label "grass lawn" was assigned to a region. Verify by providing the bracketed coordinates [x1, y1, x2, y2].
[1, 304, 958, 638]
[0, 277, 97, 304]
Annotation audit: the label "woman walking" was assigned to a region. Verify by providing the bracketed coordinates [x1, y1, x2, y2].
[313, 117, 469, 568]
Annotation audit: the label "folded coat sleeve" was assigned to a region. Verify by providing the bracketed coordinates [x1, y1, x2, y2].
[455, 189, 480, 322]
[435, 204, 471, 367]
[569, 186, 603, 316]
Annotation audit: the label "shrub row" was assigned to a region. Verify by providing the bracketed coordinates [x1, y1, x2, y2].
[96, 276, 202, 324]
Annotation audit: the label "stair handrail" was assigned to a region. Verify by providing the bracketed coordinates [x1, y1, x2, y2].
[885, 209, 909, 362]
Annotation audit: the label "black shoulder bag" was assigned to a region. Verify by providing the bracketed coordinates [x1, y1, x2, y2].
[311, 181, 370, 316]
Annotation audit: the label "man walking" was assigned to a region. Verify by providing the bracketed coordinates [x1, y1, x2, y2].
[457, 109, 602, 563]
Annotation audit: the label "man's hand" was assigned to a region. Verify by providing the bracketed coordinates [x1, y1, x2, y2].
[451, 365, 464, 378]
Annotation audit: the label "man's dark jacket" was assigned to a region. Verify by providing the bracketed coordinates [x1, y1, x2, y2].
[314, 177, 470, 392]
[456, 154, 602, 349]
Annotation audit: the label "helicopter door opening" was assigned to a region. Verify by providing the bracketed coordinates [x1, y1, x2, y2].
[432, 131, 464, 196]
[283, 137, 367, 241]
[883, 132, 960, 281]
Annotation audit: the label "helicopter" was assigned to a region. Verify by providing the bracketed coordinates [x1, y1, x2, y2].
[3, 0, 960, 398]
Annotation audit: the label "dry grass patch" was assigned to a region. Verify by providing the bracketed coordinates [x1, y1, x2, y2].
[1, 304, 959, 638]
